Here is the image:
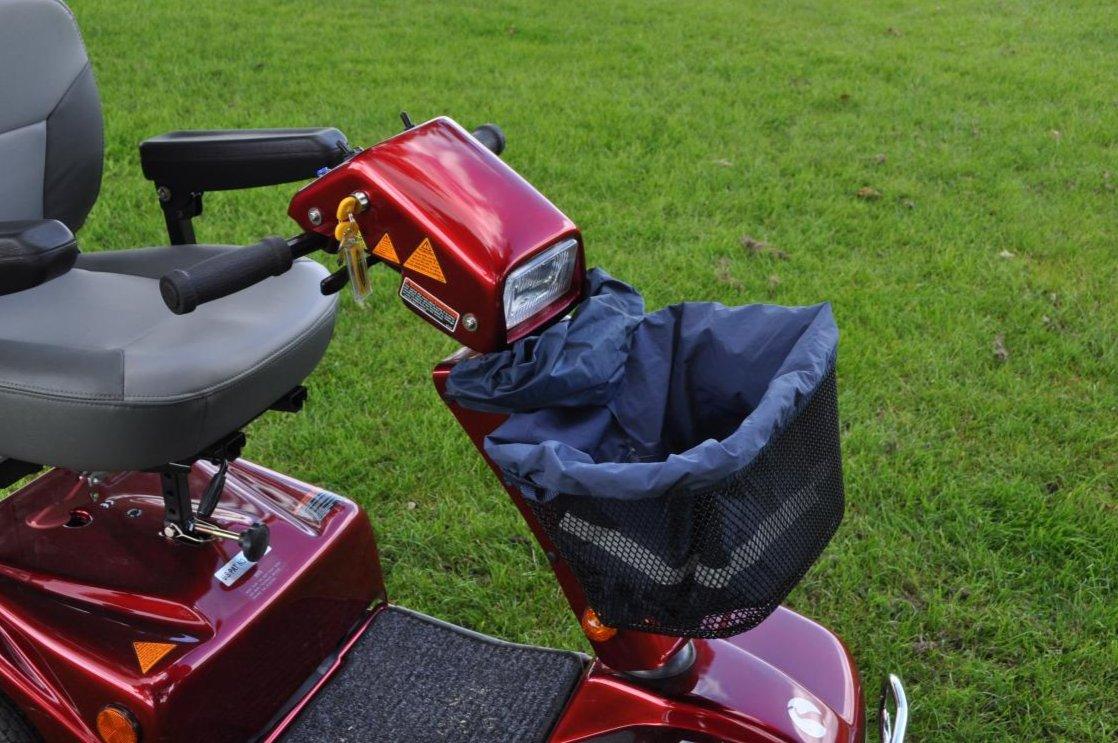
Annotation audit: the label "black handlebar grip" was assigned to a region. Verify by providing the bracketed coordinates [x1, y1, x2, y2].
[160, 236, 294, 314]
[471, 124, 506, 156]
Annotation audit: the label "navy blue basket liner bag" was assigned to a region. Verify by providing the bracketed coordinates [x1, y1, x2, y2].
[447, 270, 844, 638]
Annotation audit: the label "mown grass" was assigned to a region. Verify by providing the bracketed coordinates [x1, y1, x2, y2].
[55, 0, 1118, 739]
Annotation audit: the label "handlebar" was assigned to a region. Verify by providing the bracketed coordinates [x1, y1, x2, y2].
[159, 232, 328, 314]
[158, 123, 506, 314]
[471, 124, 506, 156]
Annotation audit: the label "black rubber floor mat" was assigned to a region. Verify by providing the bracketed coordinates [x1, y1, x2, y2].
[282, 606, 586, 742]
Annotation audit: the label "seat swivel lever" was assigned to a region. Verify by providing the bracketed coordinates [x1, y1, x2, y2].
[158, 461, 269, 562]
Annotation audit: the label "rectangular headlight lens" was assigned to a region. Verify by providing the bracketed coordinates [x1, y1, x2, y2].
[503, 238, 579, 330]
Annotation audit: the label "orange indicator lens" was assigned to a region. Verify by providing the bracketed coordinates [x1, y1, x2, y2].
[581, 607, 618, 642]
[96, 705, 139, 743]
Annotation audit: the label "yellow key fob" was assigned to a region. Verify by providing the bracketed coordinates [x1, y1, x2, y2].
[339, 218, 372, 306]
[332, 196, 373, 305]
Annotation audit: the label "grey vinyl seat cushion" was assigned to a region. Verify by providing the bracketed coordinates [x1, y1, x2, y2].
[0, 1, 338, 472]
[0, 245, 338, 472]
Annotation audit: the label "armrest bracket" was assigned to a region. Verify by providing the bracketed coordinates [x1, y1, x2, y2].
[156, 187, 204, 245]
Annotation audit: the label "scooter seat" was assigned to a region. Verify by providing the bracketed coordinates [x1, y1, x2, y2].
[0, 245, 337, 472]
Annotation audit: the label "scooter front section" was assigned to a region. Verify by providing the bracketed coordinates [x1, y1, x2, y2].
[0, 462, 381, 742]
[434, 366, 868, 743]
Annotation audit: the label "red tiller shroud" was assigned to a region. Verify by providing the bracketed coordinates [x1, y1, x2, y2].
[288, 117, 585, 352]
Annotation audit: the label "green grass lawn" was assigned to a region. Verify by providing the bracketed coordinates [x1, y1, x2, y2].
[57, 0, 1118, 739]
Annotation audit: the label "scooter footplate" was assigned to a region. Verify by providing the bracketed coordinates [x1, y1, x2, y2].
[282, 606, 586, 742]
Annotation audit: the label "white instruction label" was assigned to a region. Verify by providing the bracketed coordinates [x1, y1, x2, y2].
[214, 547, 272, 587]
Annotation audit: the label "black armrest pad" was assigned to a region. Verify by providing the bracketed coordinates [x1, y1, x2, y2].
[139, 128, 349, 192]
[0, 220, 79, 296]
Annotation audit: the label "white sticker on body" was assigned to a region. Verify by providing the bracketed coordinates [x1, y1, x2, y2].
[214, 546, 272, 587]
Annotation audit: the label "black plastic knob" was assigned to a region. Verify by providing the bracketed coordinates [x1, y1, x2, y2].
[239, 522, 270, 563]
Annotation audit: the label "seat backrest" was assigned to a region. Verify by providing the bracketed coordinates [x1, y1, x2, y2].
[0, 0, 102, 232]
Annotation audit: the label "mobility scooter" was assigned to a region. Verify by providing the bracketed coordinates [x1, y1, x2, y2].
[0, 1, 907, 740]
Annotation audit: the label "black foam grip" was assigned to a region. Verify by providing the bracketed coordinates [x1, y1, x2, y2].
[471, 124, 506, 156]
[160, 236, 294, 314]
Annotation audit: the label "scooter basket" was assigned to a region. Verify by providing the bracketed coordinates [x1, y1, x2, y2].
[527, 369, 842, 638]
[446, 270, 844, 638]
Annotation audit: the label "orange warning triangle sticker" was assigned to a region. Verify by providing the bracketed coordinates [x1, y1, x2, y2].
[372, 233, 399, 264]
[133, 641, 175, 674]
[403, 238, 446, 283]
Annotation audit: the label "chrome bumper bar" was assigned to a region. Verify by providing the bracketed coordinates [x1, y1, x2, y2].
[879, 674, 908, 743]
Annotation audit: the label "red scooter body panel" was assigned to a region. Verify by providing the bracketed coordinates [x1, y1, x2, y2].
[0, 462, 380, 742]
[288, 117, 585, 351]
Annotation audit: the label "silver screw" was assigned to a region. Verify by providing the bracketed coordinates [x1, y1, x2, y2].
[463, 314, 478, 332]
[156, 185, 172, 202]
[307, 207, 323, 225]
[350, 191, 370, 212]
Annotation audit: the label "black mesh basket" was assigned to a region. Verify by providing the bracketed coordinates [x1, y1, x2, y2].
[528, 369, 844, 639]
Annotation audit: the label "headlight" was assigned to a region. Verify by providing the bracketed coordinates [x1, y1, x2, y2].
[503, 238, 579, 331]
